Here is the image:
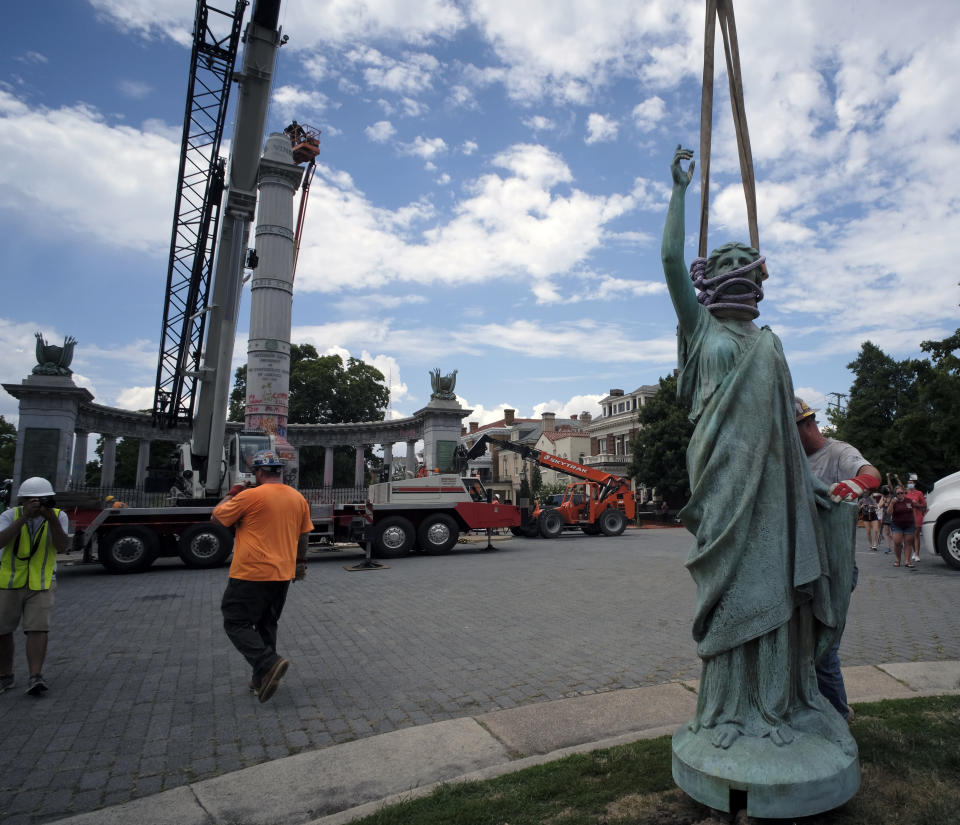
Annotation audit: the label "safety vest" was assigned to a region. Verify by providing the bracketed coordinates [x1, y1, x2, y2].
[1, 507, 60, 590]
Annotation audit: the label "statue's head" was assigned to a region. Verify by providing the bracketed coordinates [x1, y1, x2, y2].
[691, 242, 766, 319]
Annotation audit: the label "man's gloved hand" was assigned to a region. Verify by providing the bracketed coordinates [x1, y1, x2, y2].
[294, 562, 307, 582]
[828, 473, 880, 503]
[227, 484, 247, 497]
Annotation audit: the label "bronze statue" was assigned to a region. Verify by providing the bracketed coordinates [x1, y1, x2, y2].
[429, 368, 457, 401]
[664, 146, 858, 816]
[33, 333, 77, 376]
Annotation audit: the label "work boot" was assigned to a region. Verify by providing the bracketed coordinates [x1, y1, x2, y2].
[0, 674, 14, 694]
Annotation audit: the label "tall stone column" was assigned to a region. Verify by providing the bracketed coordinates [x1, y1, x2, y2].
[354, 445, 366, 487]
[101, 436, 117, 488]
[323, 446, 334, 487]
[406, 439, 417, 478]
[246, 132, 304, 486]
[72, 431, 89, 486]
[136, 439, 151, 488]
[382, 441, 395, 479]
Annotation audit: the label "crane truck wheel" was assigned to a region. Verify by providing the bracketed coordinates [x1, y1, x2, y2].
[599, 509, 627, 537]
[417, 514, 459, 554]
[538, 509, 564, 539]
[178, 523, 234, 568]
[372, 516, 415, 558]
[581, 524, 601, 535]
[99, 526, 159, 574]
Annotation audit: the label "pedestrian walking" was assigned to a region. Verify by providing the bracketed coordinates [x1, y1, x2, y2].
[0, 477, 70, 696]
[212, 451, 313, 703]
[904, 473, 926, 564]
[887, 486, 918, 569]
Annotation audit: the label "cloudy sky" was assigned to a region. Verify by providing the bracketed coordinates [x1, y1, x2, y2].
[1, 0, 957, 437]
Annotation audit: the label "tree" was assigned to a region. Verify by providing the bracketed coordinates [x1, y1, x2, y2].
[832, 332, 960, 485]
[529, 463, 543, 499]
[229, 344, 390, 486]
[86, 434, 175, 488]
[0, 415, 16, 480]
[627, 374, 694, 505]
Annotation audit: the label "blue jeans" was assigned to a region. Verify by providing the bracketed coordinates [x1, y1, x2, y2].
[817, 642, 849, 719]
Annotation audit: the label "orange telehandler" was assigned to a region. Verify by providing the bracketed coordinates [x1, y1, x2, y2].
[464, 434, 636, 538]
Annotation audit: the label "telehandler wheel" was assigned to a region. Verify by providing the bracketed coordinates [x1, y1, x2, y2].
[178, 523, 234, 568]
[538, 509, 564, 539]
[599, 509, 627, 537]
[372, 516, 415, 558]
[417, 514, 459, 554]
[99, 526, 159, 574]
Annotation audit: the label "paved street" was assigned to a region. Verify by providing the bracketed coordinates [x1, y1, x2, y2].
[2, 526, 958, 824]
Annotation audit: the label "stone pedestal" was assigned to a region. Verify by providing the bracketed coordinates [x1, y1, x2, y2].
[672, 722, 859, 818]
[2, 375, 94, 491]
[415, 399, 471, 474]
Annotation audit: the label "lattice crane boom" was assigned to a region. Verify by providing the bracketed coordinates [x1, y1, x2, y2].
[152, 0, 247, 429]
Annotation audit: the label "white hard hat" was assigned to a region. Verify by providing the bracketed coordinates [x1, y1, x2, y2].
[17, 477, 55, 498]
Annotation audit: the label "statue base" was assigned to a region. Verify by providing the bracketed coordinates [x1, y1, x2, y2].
[672, 722, 859, 818]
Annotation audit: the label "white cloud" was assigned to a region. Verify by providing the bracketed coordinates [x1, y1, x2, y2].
[93, 0, 466, 49]
[400, 135, 447, 160]
[0, 91, 176, 252]
[460, 140, 478, 155]
[115, 386, 154, 411]
[632, 96, 665, 132]
[585, 113, 618, 144]
[365, 120, 396, 142]
[356, 50, 440, 95]
[88, 0, 193, 45]
[531, 394, 603, 421]
[523, 115, 556, 132]
[293, 144, 637, 299]
[118, 79, 151, 99]
[272, 85, 328, 117]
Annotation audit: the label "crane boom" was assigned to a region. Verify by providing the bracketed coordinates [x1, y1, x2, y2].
[152, 0, 246, 429]
[465, 434, 629, 498]
[190, 0, 284, 494]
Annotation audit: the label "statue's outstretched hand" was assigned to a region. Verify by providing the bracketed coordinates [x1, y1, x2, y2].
[671, 145, 695, 189]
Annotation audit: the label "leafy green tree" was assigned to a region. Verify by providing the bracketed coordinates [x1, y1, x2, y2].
[536, 480, 568, 505]
[86, 434, 175, 488]
[627, 374, 694, 505]
[833, 332, 960, 485]
[0, 415, 16, 480]
[529, 463, 543, 498]
[229, 344, 389, 486]
[518, 474, 532, 504]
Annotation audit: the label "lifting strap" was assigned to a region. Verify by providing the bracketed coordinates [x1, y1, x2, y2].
[698, 0, 760, 260]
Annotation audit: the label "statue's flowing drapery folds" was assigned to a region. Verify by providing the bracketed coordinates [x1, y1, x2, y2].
[677, 310, 856, 739]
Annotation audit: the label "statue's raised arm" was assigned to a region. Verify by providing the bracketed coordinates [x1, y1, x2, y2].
[661, 145, 701, 339]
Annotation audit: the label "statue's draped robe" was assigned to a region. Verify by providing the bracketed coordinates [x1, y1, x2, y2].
[677, 310, 856, 738]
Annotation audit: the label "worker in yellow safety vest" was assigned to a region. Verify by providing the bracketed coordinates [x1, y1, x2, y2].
[0, 477, 70, 696]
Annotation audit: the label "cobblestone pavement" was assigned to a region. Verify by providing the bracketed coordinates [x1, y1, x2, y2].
[1, 527, 957, 824]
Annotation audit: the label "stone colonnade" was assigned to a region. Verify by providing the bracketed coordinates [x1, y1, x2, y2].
[3, 374, 468, 491]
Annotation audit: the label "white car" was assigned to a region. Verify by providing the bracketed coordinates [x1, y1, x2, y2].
[921, 470, 960, 571]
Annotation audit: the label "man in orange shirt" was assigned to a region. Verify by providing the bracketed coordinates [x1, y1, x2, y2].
[212, 450, 313, 703]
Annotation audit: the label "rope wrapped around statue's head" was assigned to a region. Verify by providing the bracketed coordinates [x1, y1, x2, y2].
[689, 241, 766, 319]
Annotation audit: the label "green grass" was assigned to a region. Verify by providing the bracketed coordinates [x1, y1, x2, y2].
[352, 695, 960, 825]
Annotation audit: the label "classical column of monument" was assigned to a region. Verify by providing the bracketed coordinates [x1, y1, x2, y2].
[245, 132, 303, 484]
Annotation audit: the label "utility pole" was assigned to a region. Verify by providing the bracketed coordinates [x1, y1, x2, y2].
[827, 392, 847, 411]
